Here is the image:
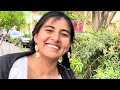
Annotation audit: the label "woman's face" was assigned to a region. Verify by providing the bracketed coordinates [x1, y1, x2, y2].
[34, 17, 71, 60]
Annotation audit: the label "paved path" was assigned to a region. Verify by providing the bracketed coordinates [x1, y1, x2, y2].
[0, 40, 29, 56]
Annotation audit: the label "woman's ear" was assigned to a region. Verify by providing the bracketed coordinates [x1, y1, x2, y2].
[34, 34, 38, 44]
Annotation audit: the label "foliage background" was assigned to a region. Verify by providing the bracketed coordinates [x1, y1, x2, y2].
[71, 30, 120, 79]
[0, 11, 26, 31]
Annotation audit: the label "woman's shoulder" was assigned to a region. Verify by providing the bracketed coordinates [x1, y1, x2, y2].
[0, 51, 31, 63]
[0, 53, 15, 65]
[0, 51, 31, 79]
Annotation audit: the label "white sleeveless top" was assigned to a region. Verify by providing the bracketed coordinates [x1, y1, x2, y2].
[8, 56, 62, 79]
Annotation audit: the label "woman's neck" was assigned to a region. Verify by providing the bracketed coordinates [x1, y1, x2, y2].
[27, 52, 59, 79]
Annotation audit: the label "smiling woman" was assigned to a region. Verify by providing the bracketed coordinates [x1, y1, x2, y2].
[0, 11, 75, 79]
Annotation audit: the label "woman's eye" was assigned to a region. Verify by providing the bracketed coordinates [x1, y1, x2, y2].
[61, 33, 68, 37]
[46, 30, 53, 32]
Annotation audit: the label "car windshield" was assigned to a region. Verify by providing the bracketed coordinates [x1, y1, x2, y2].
[11, 31, 19, 35]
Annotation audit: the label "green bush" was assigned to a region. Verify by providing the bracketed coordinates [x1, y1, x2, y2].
[71, 30, 120, 79]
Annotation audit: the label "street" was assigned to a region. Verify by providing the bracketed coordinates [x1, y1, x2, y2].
[0, 40, 29, 56]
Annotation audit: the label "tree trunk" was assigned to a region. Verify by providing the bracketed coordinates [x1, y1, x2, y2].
[105, 11, 117, 29]
[92, 11, 99, 31]
[98, 11, 109, 30]
[0, 31, 9, 55]
[0, 31, 8, 46]
[90, 11, 117, 31]
[98, 11, 101, 24]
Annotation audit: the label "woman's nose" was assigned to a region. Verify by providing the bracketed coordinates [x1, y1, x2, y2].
[51, 33, 60, 42]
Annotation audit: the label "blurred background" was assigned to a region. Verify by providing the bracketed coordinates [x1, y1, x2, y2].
[0, 11, 120, 79]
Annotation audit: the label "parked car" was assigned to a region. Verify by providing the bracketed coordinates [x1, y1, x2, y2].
[16, 35, 31, 48]
[0, 28, 7, 40]
[4, 30, 31, 48]
[5, 30, 23, 43]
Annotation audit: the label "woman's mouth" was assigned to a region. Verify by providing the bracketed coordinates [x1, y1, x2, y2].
[46, 43, 60, 50]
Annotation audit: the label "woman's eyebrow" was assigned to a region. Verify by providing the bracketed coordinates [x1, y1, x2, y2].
[44, 25, 70, 34]
[44, 25, 55, 29]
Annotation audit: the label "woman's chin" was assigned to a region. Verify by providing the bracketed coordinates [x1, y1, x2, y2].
[45, 53, 60, 59]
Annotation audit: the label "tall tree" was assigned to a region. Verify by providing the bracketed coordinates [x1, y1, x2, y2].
[0, 11, 26, 31]
[92, 11, 117, 31]
[105, 11, 117, 29]
[64, 11, 89, 21]
[0, 11, 26, 47]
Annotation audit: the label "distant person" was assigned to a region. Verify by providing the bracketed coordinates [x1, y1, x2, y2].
[0, 11, 75, 79]
[78, 22, 84, 33]
[72, 20, 78, 33]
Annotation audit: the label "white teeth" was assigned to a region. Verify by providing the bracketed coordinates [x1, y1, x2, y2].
[47, 44, 59, 49]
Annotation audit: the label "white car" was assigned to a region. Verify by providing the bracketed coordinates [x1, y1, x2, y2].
[5, 30, 23, 42]
[17, 35, 31, 48]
